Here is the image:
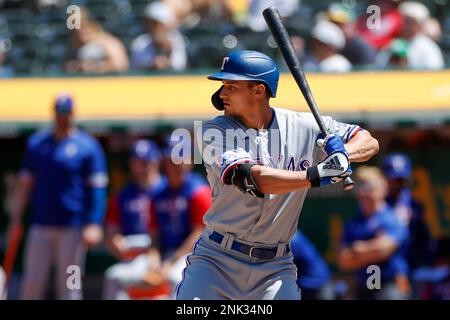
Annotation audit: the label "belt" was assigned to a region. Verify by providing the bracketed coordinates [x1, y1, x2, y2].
[208, 231, 290, 260]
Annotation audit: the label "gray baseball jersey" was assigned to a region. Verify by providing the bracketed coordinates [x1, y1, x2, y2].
[199, 107, 360, 245]
[177, 107, 361, 300]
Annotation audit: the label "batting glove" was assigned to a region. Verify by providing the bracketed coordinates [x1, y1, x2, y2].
[316, 134, 348, 156]
[307, 151, 352, 187]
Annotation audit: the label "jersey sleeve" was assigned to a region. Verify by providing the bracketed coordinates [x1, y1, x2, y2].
[85, 139, 109, 189]
[199, 122, 255, 183]
[189, 185, 212, 227]
[381, 213, 409, 246]
[84, 138, 109, 225]
[322, 116, 363, 143]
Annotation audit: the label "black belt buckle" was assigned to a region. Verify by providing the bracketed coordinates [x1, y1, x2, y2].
[249, 246, 276, 260]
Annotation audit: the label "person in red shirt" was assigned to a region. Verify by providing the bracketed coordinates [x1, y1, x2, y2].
[356, 0, 404, 50]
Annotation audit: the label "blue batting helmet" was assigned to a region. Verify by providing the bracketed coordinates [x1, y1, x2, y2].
[208, 50, 279, 97]
[382, 153, 412, 179]
[130, 139, 161, 163]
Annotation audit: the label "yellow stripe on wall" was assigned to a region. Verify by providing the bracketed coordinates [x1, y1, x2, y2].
[1, 70, 449, 122]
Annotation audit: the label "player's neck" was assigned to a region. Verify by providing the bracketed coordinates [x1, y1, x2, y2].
[168, 176, 184, 190]
[235, 103, 273, 130]
[54, 126, 75, 140]
[139, 171, 160, 189]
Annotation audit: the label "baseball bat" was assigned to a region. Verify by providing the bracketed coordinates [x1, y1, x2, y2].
[2, 225, 23, 285]
[263, 6, 354, 190]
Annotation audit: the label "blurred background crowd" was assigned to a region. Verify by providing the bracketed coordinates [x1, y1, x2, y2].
[0, 0, 450, 300]
[0, 0, 449, 75]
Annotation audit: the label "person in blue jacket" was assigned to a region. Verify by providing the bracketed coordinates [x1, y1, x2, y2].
[337, 166, 410, 299]
[7, 94, 108, 299]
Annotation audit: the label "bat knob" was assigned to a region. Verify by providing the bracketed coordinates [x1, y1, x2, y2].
[343, 176, 355, 191]
[316, 138, 325, 148]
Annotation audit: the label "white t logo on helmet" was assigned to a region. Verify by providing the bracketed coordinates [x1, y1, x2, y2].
[221, 57, 230, 71]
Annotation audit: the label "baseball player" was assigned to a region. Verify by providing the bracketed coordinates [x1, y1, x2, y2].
[104, 139, 211, 299]
[382, 153, 432, 270]
[149, 139, 212, 297]
[337, 166, 410, 299]
[102, 139, 167, 299]
[7, 94, 108, 300]
[176, 50, 379, 300]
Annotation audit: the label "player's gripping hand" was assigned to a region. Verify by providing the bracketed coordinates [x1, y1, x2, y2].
[307, 152, 352, 187]
[317, 134, 348, 156]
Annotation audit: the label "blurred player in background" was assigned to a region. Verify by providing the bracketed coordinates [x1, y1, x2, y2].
[102, 139, 167, 299]
[291, 230, 333, 300]
[151, 138, 211, 297]
[382, 153, 433, 296]
[103, 138, 211, 299]
[6, 93, 108, 300]
[337, 166, 410, 299]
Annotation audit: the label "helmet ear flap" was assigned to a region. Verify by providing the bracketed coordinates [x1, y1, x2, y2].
[211, 86, 225, 111]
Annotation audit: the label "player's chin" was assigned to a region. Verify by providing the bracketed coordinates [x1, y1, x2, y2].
[223, 104, 233, 114]
[223, 103, 238, 114]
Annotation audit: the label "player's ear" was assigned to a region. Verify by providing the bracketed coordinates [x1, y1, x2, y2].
[253, 83, 266, 97]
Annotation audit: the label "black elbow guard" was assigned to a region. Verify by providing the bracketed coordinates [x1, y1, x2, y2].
[223, 163, 264, 198]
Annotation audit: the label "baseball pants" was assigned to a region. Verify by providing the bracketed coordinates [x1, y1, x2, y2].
[176, 233, 301, 300]
[20, 225, 86, 300]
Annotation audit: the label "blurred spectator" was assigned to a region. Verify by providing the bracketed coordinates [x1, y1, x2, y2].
[103, 138, 211, 299]
[102, 139, 167, 299]
[304, 19, 352, 73]
[356, 0, 404, 50]
[131, 1, 187, 71]
[337, 166, 410, 300]
[36, 0, 66, 8]
[375, 38, 410, 69]
[164, 0, 233, 28]
[67, 7, 129, 73]
[399, 1, 444, 70]
[291, 230, 333, 300]
[423, 17, 442, 43]
[164, 0, 190, 25]
[326, 3, 376, 66]
[0, 39, 14, 77]
[382, 154, 432, 280]
[7, 93, 108, 299]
